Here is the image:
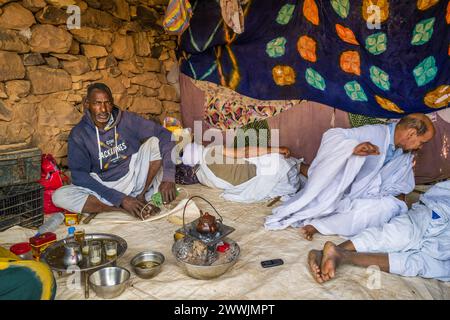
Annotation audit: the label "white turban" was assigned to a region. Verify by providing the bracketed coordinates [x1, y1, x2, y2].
[182, 142, 204, 166]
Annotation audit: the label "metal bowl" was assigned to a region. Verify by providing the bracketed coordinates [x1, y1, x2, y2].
[88, 267, 130, 299]
[130, 251, 165, 279]
[172, 238, 240, 280]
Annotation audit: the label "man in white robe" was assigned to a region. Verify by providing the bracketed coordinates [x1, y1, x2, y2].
[182, 142, 307, 203]
[308, 180, 450, 283]
[265, 113, 435, 239]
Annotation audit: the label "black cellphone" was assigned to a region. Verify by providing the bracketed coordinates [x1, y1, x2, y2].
[261, 259, 284, 268]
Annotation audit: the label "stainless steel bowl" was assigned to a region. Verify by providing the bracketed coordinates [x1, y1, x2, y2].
[88, 267, 130, 299]
[130, 251, 165, 279]
[172, 238, 240, 280]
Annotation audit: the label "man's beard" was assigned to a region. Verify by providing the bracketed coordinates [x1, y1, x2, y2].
[96, 112, 111, 123]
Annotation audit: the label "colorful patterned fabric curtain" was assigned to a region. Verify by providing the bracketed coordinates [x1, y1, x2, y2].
[179, 0, 449, 118]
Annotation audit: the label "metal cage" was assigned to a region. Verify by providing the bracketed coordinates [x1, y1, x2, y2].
[0, 183, 44, 232]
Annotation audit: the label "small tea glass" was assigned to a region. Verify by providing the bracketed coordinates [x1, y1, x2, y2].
[104, 240, 117, 261]
[74, 229, 85, 244]
[81, 240, 90, 256]
[89, 241, 102, 266]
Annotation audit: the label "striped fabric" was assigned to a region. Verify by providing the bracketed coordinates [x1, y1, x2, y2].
[163, 0, 193, 35]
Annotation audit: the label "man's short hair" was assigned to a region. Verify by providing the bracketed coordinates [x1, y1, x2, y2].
[86, 83, 113, 102]
[397, 115, 428, 136]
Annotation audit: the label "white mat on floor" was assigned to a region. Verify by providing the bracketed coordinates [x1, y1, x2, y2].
[1, 184, 449, 300]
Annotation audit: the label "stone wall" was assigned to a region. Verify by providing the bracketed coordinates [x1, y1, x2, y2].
[0, 0, 180, 166]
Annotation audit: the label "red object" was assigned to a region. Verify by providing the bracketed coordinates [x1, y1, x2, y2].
[29, 232, 57, 261]
[216, 242, 230, 253]
[43, 189, 61, 214]
[39, 171, 65, 190]
[29, 232, 57, 246]
[38, 154, 70, 214]
[41, 154, 58, 173]
[10, 242, 31, 255]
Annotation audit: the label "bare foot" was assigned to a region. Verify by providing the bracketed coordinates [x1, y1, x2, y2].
[307, 250, 324, 284]
[320, 241, 342, 282]
[300, 225, 318, 241]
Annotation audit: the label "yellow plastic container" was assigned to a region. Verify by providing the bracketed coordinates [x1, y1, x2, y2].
[64, 211, 80, 226]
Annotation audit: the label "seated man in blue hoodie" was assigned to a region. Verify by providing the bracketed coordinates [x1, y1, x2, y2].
[53, 83, 176, 219]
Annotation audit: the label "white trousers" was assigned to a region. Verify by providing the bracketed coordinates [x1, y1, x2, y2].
[351, 204, 450, 282]
[53, 137, 163, 213]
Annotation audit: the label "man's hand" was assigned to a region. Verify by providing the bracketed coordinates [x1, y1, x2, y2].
[353, 142, 380, 156]
[136, 193, 146, 203]
[121, 195, 146, 218]
[121, 195, 159, 220]
[277, 146, 291, 158]
[159, 181, 176, 204]
[396, 194, 408, 206]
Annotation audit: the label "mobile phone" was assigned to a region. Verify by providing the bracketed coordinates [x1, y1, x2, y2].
[261, 259, 284, 268]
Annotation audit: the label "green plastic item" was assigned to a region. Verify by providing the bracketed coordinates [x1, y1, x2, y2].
[151, 190, 180, 207]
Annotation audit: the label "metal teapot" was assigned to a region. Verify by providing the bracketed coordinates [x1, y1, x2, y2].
[196, 210, 219, 234]
[179, 196, 235, 246]
[63, 241, 83, 266]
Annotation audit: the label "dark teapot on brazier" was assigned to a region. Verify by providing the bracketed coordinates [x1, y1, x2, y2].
[196, 210, 219, 234]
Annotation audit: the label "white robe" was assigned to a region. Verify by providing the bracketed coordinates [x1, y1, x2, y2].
[265, 124, 415, 237]
[351, 180, 450, 281]
[195, 146, 303, 203]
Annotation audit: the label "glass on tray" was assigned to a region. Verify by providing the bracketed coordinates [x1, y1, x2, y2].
[74, 229, 85, 244]
[81, 240, 90, 256]
[89, 240, 102, 266]
[104, 240, 117, 261]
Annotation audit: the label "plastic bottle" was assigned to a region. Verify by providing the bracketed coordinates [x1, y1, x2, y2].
[37, 212, 65, 235]
[67, 226, 75, 238]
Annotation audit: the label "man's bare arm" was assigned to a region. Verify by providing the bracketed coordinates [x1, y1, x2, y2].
[221, 146, 290, 158]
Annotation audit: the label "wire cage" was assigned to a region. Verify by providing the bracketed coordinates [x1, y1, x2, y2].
[0, 183, 44, 232]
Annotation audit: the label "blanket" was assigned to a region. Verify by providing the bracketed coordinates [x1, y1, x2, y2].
[180, 0, 449, 117]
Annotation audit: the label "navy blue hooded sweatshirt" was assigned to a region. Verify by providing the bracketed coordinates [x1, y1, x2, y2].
[68, 106, 176, 207]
